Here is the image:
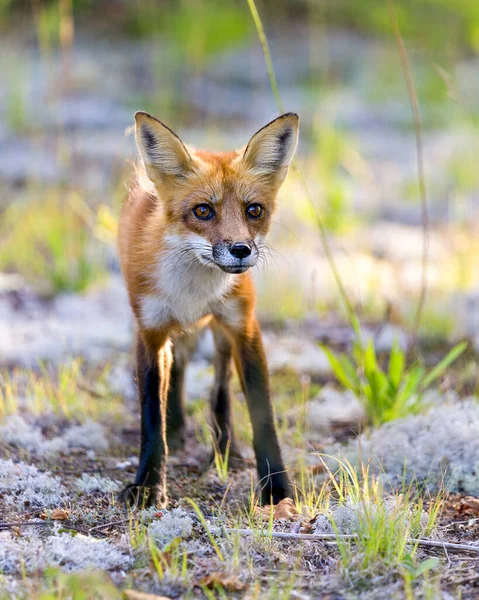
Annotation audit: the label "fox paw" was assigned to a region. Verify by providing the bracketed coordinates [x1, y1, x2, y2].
[118, 483, 166, 509]
[259, 474, 292, 506]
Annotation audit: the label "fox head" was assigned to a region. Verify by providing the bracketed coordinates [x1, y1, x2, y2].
[135, 111, 299, 274]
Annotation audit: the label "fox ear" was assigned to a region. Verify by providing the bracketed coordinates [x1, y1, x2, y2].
[242, 113, 299, 178]
[135, 111, 192, 181]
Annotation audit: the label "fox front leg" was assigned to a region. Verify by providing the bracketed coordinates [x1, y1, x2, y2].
[230, 319, 291, 504]
[119, 332, 171, 508]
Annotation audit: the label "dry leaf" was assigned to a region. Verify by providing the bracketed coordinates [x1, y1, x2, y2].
[123, 591, 172, 600]
[50, 509, 70, 520]
[462, 497, 479, 513]
[40, 509, 70, 521]
[300, 522, 313, 534]
[11, 526, 21, 537]
[200, 572, 247, 591]
[256, 497, 298, 521]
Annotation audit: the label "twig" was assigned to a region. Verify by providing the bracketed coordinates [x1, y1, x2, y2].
[210, 526, 351, 546]
[48, 465, 133, 475]
[77, 382, 108, 399]
[0, 519, 131, 536]
[388, 0, 429, 343]
[411, 538, 479, 554]
[210, 526, 479, 554]
[0, 520, 91, 535]
[451, 573, 479, 586]
[88, 518, 130, 533]
[0, 520, 47, 530]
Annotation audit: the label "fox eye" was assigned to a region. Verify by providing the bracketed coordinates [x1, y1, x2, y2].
[193, 204, 215, 220]
[246, 203, 263, 219]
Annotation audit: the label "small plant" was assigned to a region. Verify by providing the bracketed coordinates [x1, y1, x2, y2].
[29, 567, 118, 599]
[186, 498, 224, 561]
[0, 362, 126, 430]
[322, 457, 441, 587]
[149, 537, 188, 582]
[293, 456, 331, 517]
[212, 435, 230, 485]
[322, 339, 467, 426]
[0, 361, 122, 421]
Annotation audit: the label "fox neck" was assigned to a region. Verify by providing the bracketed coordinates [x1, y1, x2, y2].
[140, 234, 235, 329]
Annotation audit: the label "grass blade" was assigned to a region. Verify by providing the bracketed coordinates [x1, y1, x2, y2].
[421, 342, 467, 389]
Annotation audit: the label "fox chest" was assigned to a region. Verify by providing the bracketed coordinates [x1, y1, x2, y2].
[138, 261, 234, 330]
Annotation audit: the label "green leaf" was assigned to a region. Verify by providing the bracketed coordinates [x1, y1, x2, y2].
[366, 370, 389, 422]
[395, 367, 425, 410]
[401, 553, 415, 574]
[321, 345, 358, 391]
[421, 342, 468, 389]
[338, 354, 360, 388]
[388, 340, 405, 391]
[414, 557, 440, 576]
[352, 340, 364, 370]
[364, 339, 378, 375]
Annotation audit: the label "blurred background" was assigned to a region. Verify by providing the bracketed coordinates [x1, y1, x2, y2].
[1, 0, 479, 363]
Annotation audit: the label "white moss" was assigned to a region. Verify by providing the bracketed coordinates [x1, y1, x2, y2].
[0, 415, 67, 457]
[0, 459, 69, 509]
[0, 416, 108, 456]
[75, 473, 120, 494]
[0, 528, 130, 574]
[313, 497, 428, 536]
[147, 508, 193, 550]
[62, 420, 108, 452]
[336, 399, 479, 495]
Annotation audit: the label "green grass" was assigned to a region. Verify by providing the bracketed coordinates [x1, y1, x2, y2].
[0, 189, 106, 295]
[323, 0, 479, 54]
[310, 122, 361, 234]
[323, 458, 442, 588]
[23, 567, 119, 600]
[0, 360, 124, 422]
[126, 0, 251, 65]
[149, 536, 189, 583]
[323, 338, 467, 426]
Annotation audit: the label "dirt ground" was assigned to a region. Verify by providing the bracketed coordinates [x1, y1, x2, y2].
[1, 281, 479, 599]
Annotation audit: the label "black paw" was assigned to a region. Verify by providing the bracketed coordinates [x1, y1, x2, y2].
[259, 473, 292, 505]
[118, 483, 166, 509]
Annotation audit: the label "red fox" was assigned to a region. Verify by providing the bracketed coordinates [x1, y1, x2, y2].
[118, 111, 299, 507]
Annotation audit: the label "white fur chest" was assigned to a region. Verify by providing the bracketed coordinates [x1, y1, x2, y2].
[139, 239, 234, 330]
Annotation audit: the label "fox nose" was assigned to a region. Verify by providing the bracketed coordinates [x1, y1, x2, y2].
[230, 243, 252, 259]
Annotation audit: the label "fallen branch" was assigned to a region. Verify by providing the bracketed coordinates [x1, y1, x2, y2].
[0, 520, 91, 535]
[0, 520, 46, 530]
[0, 518, 130, 536]
[210, 526, 479, 554]
[210, 526, 351, 546]
[88, 518, 130, 533]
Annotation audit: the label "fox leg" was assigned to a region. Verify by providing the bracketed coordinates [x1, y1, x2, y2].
[227, 318, 291, 504]
[167, 334, 196, 451]
[210, 324, 242, 462]
[119, 331, 171, 507]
